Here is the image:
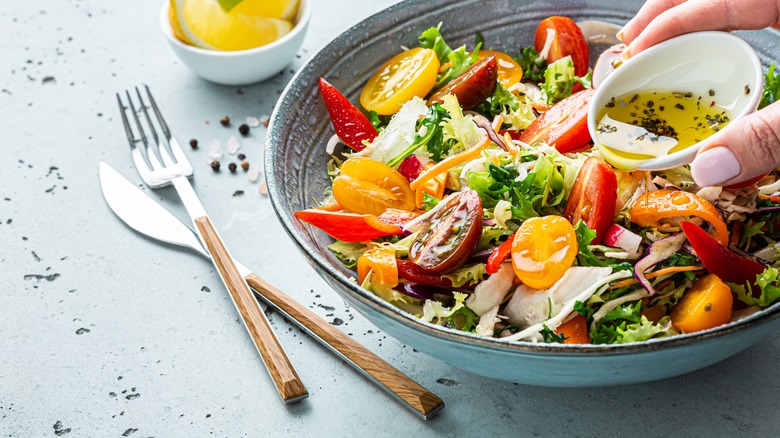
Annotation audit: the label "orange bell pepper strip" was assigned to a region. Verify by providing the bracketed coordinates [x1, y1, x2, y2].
[357, 247, 399, 287]
[630, 189, 729, 246]
[414, 165, 446, 209]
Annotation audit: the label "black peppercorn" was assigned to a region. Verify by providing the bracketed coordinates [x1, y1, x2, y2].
[220, 115, 230, 126]
[189, 138, 198, 149]
[210, 160, 220, 171]
[237, 153, 246, 160]
[228, 162, 237, 173]
[238, 124, 250, 136]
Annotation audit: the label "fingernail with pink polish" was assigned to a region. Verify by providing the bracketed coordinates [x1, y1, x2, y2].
[690, 147, 741, 187]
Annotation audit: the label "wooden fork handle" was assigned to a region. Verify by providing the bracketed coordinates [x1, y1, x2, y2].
[244, 273, 445, 420]
[194, 216, 308, 403]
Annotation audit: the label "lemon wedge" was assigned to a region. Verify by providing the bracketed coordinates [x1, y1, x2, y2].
[233, 0, 299, 21]
[172, 0, 294, 51]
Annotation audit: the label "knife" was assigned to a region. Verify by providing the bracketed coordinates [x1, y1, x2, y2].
[98, 162, 444, 420]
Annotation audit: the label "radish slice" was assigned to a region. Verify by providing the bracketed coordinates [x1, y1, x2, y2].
[603, 223, 643, 254]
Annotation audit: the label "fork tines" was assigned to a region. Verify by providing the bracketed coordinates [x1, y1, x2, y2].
[116, 85, 192, 187]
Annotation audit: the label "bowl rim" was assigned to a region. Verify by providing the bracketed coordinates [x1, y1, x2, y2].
[159, 0, 311, 56]
[588, 30, 764, 171]
[266, 0, 780, 356]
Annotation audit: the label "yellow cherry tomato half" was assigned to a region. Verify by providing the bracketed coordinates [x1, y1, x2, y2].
[477, 50, 523, 87]
[360, 48, 440, 115]
[511, 216, 578, 289]
[332, 157, 415, 216]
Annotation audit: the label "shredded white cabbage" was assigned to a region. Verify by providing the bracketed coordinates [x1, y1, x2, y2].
[465, 263, 515, 316]
[500, 269, 631, 342]
[356, 97, 427, 163]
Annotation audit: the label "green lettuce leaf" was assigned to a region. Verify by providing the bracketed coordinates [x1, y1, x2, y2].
[541, 57, 576, 104]
[442, 263, 487, 287]
[477, 226, 513, 251]
[514, 46, 546, 82]
[731, 267, 780, 308]
[418, 23, 453, 62]
[328, 240, 367, 269]
[590, 300, 667, 344]
[436, 44, 481, 89]
[421, 291, 468, 323]
[760, 61, 779, 110]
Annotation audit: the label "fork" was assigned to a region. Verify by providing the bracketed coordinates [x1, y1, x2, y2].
[117, 85, 308, 404]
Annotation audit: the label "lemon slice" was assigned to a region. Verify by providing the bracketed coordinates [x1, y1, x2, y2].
[173, 0, 294, 51]
[233, 0, 299, 21]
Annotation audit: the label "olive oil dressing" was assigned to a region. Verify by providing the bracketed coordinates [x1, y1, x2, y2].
[595, 90, 732, 160]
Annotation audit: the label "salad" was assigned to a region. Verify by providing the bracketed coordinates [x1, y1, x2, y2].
[295, 16, 780, 344]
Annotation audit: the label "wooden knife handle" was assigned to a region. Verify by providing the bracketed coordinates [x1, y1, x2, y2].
[244, 272, 444, 419]
[194, 216, 308, 403]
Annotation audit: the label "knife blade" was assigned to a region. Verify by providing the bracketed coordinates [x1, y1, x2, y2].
[98, 161, 444, 420]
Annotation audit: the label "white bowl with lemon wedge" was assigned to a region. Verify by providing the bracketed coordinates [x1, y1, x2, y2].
[160, 0, 310, 85]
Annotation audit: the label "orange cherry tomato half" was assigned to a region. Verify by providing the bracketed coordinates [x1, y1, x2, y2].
[360, 47, 440, 115]
[477, 50, 523, 87]
[670, 274, 732, 333]
[332, 157, 415, 216]
[630, 189, 728, 247]
[534, 16, 589, 77]
[511, 216, 578, 290]
[518, 88, 595, 153]
[563, 157, 617, 244]
[357, 247, 399, 287]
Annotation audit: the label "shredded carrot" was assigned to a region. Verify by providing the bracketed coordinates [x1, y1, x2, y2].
[410, 115, 503, 191]
[730, 221, 742, 247]
[759, 193, 780, 203]
[609, 265, 703, 289]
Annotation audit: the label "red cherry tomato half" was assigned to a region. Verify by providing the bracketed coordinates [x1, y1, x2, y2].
[519, 88, 595, 153]
[534, 16, 590, 77]
[409, 190, 484, 274]
[396, 259, 454, 287]
[563, 157, 618, 244]
[428, 55, 498, 110]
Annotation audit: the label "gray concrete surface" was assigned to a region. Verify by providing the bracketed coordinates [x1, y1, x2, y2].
[2, 1, 780, 436]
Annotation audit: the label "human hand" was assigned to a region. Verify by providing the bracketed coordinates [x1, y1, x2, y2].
[618, 0, 780, 187]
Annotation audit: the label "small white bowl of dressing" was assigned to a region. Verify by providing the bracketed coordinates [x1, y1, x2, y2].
[588, 31, 764, 171]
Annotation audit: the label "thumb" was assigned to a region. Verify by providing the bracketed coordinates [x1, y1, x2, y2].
[690, 101, 780, 187]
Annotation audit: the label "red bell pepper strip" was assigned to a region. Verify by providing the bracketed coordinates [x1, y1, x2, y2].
[294, 209, 402, 242]
[486, 233, 515, 275]
[680, 221, 765, 286]
[318, 77, 378, 151]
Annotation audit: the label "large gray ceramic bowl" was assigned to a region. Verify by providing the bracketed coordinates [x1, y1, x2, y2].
[266, 0, 780, 386]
